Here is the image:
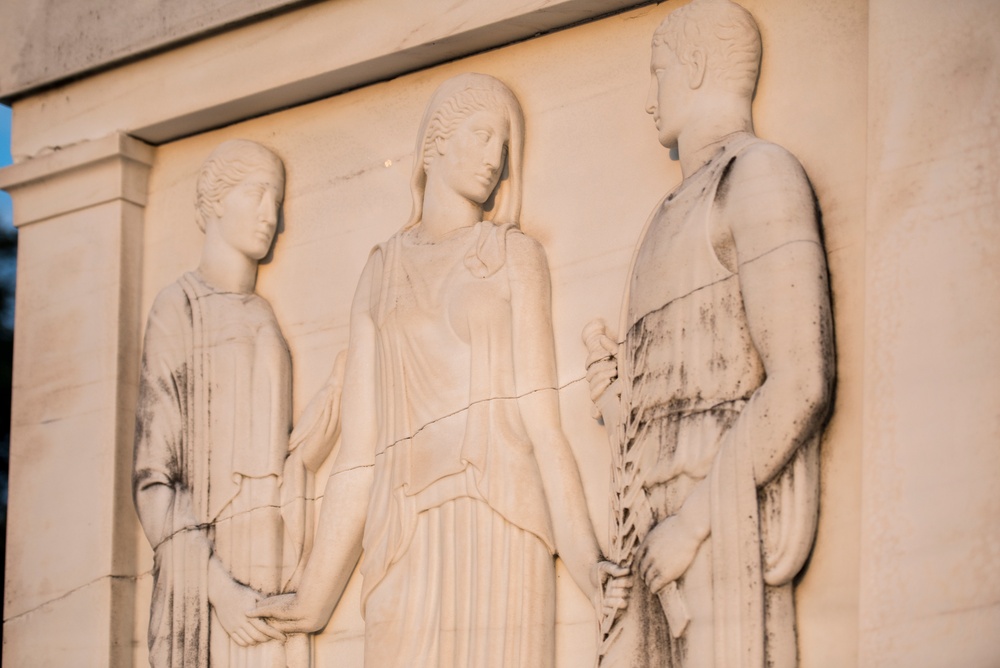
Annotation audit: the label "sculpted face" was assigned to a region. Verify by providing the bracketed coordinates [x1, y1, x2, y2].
[215, 165, 284, 261]
[646, 44, 690, 150]
[435, 109, 510, 205]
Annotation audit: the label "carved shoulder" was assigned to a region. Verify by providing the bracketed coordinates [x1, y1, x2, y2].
[713, 140, 820, 269]
[504, 228, 550, 280]
[723, 141, 812, 208]
[143, 280, 193, 346]
[150, 279, 189, 314]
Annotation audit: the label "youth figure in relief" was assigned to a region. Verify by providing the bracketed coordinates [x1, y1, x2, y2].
[133, 140, 342, 667]
[254, 73, 622, 666]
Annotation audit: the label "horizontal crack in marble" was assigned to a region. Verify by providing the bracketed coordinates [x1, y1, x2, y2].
[4, 572, 150, 624]
[150, 375, 591, 553]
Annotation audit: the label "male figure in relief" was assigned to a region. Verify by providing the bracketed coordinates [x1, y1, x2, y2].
[585, 1, 835, 666]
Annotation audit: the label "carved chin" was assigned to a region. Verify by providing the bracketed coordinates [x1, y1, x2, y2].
[658, 130, 678, 149]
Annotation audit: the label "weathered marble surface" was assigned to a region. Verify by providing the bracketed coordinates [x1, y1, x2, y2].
[860, 1, 1000, 665]
[132, 4, 866, 665]
[132, 139, 327, 667]
[0, 0, 997, 666]
[0, 133, 152, 666]
[0, 0, 314, 98]
[247, 73, 605, 668]
[587, 4, 834, 665]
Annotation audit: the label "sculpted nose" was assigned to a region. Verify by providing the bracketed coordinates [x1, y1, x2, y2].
[259, 191, 278, 223]
[484, 141, 504, 171]
[645, 78, 657, 115]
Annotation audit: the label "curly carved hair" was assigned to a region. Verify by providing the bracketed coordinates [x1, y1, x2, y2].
[195, 139, 285, 232]
[653, 0, 762, 98]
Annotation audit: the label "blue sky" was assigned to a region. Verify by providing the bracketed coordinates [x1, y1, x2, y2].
[0, 104, 11, 232]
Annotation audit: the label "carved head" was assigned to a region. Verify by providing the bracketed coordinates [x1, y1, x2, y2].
[652, 0, 761, 99]
[407, 73, 525, 229]
[195, 139, 285, 234]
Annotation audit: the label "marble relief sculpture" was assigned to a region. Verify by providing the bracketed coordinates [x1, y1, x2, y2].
[584, 1, 835, 666]
[133, 139, 344, 667]
[253, 73, 617, 667]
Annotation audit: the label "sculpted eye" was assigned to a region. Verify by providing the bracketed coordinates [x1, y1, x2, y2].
[474, 130, 491, 143]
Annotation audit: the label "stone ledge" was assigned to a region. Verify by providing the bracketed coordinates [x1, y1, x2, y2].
[0, 133, 154, 227]
[7, 0, 650, 158]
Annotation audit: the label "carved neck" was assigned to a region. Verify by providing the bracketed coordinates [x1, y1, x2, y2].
[197, 226, 259, 294]
[677, 93, 754, 179]
[417, 169, 484, 241]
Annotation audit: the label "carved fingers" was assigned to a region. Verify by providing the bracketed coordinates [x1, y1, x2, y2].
[582, 319, 620, 408]
[587, 362, 619, 403]
[593, 560, 633, 620]
[603, 577, 634, 620]
[593, 560, 630, 587]
[635, 516, 704, 595]
[233, 617, 287, 647]
[250, 592, 326, 634]
[213, 580, 286, 647]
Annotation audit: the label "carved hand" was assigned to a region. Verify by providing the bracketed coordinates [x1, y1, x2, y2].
[635, 514, 706, 596]
[208, 569, 286, 647]
[593, 560, 633, 621]
[582, 319, 620, 414]
[250, 592, 329, 635]
[291, 349, 349, 473]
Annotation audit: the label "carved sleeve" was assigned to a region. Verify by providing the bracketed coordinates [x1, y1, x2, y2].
[133, 286, 196, 550]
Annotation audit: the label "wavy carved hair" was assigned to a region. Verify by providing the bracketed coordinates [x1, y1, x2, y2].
[195, 139, 285, 232]
[653, 0, 762, 98]
[406, 73, 525, 229]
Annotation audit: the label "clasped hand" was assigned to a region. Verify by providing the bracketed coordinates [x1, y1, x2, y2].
[249, 592, 328, 635]
[209, 574, 286, 647]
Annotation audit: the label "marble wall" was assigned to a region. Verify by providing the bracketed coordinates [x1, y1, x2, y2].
[0, 1, 996, 666]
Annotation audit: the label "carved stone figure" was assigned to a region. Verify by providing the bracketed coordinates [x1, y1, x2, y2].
[584, 1, 835, 666]
[253, 73, 612, 667]
[133, 139, 342, 667]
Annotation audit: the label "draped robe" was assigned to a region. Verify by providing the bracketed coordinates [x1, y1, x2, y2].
[333, 222, 559, 667]
[134, 271, 307, 667]
[599, 134, 825, 668]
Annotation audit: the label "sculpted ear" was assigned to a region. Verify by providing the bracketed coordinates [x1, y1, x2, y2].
[687, 47, 707, 89]
[434, 135, 447, 156]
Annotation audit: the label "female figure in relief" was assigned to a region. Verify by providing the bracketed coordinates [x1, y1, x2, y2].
[254, 73, 618, 667]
